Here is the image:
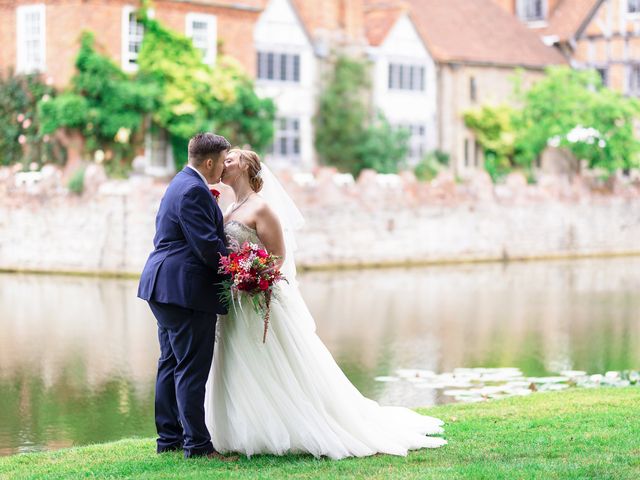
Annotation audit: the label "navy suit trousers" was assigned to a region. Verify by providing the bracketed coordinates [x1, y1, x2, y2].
[149, 300, 216, 458]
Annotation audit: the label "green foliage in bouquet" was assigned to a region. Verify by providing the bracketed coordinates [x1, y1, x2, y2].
[37, 32, 158, 173]
[136, 13, 275, 169]
[0, 72, 65, 167]
[514, 66, 640, 174]
[314, 54, 409, 176]
[464, 104, 517, 181]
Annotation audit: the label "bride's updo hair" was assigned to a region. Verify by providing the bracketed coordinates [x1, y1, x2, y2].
[231, 148, 263, 192]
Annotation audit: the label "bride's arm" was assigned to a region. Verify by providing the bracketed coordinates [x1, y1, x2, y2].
[255, 203, 286, 270]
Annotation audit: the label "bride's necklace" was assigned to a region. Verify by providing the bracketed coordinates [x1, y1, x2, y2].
[229, 192, 254, 215]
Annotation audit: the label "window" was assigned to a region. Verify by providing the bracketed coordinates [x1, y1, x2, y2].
[470, 76, 477, 102]
[257, 52, 301, 83]
[144, 125, 175, 176]
[122, 7, 144, 71]
[186, 14, 217, 65]
[16, 4, 46, 73]
[388, 63, 425, 91]
[596, 67, 608, 87]
[517, 0, 546, 22]
[629, 0, 640, 14]
[397, 123, 428, 163]
[270, 118, 301, 161]
[464, 139, 470, 167]
[628, 64, 640, 96]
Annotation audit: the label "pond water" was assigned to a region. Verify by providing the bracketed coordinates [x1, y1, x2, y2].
[1, 257, 639, 455]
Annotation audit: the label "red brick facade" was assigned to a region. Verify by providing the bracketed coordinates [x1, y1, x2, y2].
[0, 0, 262, 87]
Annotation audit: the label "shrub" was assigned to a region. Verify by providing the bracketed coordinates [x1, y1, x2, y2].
[414, 150, 450, 181]
[67, 167, 86, 195]
[0, 72, 65, 167]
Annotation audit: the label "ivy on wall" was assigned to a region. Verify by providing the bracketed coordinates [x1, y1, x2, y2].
[137, 14, 275, 169]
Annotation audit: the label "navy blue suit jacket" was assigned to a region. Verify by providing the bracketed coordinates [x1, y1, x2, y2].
[137, 167, 229, 314]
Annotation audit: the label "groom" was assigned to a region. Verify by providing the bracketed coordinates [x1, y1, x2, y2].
[138, 133, 231, 459]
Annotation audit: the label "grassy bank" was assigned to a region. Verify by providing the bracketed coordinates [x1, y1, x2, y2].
[1, 388, 638, 479]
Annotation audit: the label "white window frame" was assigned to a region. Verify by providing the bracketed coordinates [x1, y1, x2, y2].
[516, 0, 547, 23]
[121, 6, 145, 72]
[256, 51, 301, 83]
[144, 125, 175, 177]
[628, 0, 640, 17]
[270, 117, 301, 162]
[397, 123, 428, 164]
[16, 4, 46, 74]
[387, 62, 425, 92]
[628, 64, 640, 96]
[186, 13, 217, 65]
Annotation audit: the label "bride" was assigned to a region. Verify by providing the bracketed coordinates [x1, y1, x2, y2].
[205, 149, 446, 459]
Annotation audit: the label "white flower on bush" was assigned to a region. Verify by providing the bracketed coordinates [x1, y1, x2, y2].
[547, 125, 606, 149]
[18, 135, 26, 145]
[548, 136, 561, 148]
[94, 150, 105, 164]
[115, 127, 131, 144]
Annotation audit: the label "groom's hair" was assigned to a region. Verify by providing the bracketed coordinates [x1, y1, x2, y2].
[188, 133, 231, 166]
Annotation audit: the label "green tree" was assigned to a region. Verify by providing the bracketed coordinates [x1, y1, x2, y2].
[514, 66, 640, 173]
[314, 55, 409, 175]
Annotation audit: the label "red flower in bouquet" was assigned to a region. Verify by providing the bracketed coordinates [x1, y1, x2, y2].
[218, 242, 286, 343]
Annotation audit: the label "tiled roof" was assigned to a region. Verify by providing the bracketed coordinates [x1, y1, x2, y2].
[173, 0, 264, 10]
[407, 0, 566, 68]
[533, 0, 601, 42]
[364, 5, 405, 46]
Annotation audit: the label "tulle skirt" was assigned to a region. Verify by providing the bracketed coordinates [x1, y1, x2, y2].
[205, 284, 447, 459]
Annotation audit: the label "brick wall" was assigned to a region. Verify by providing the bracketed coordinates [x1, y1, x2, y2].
[0, 3, 16, 74]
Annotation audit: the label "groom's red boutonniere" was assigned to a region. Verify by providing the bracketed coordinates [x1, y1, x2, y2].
[210, 188, 221, 202]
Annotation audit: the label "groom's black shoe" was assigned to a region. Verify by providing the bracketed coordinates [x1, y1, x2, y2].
[205, 450, 240, 462]
[157, 443, 183, 454]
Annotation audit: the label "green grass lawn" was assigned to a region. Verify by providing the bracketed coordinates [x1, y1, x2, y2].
[1, 388, 638, 479]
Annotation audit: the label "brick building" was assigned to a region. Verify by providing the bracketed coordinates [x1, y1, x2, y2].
[1, 0, 567, 175]
[496, 0, 640, 95]
[0, 0, 263, 87]
[365, 0, 565, 174]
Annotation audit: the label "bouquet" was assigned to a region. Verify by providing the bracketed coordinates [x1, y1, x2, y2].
[218, 242, 286, 343]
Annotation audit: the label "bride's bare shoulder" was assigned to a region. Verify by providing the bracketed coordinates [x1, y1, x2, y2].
[254, 198, 281, 226]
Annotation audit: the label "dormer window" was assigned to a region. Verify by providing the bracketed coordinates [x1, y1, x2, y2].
[517, 0, 547, 22]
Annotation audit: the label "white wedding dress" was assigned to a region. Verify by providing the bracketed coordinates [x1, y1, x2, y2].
[204, 220, 446, 459]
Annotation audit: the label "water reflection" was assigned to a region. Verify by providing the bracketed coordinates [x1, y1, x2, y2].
[1, 257, 639, 455]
